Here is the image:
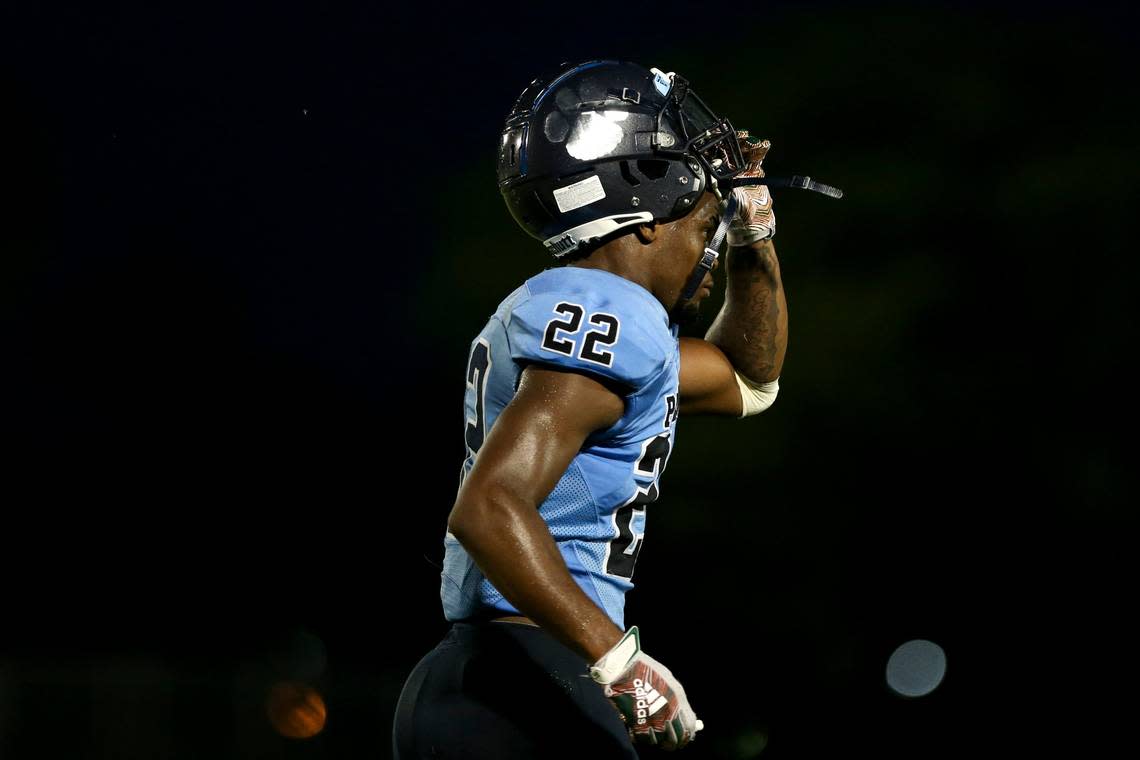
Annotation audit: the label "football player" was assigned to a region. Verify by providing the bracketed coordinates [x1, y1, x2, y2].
[394, 59, 787, 758]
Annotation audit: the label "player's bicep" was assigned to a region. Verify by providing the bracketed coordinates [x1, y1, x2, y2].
[458, 364, 625, 509]
[678, 337, 743, 417]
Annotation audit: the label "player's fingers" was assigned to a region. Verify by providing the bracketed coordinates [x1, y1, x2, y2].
[747, 137, 771, 154]
[746, 185, 771, 209]
[671, 716, 692, 750]
[742, 139, 771, 166]
[636, 726, 659, 747]
[732, 186, 755, 214]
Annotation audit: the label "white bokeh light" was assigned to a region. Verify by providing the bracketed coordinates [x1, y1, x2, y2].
[886, 639, 947, 698]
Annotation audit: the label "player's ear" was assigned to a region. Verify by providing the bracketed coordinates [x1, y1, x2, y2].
[633, 220, 658, 245]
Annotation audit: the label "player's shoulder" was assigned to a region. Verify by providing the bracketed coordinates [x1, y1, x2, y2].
[501, 266, 676, 389]
[517, 267, 673, 343]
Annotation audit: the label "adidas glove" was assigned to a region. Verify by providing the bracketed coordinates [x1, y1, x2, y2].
[589, 626, 704, 750]
[726, 131, 776, 245]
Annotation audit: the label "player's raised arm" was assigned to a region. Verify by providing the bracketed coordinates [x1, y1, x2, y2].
[680, 137, 787, 417]
[704, 237, 787, 376]
[446, 364, 626, 663]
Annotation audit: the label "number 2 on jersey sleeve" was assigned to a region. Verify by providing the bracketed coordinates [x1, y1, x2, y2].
[464, 338, 491, 457]
[605, 394, 677, 580]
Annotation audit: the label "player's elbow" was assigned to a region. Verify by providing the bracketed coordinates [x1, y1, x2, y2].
[736, 372, 779, 418]
[446, 499, 480, 544]
[447, 481, 530, 545]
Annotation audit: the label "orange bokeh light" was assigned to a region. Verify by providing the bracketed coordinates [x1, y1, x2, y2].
[266, 681, 327, 739]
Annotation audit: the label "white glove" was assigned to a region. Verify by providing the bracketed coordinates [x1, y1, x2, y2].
[589, 626, 704, 750]
[726, 131, 776, 245]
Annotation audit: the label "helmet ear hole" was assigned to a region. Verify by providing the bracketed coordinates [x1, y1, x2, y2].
[619, 161, 641, 187]
[636, 159, 669, 181]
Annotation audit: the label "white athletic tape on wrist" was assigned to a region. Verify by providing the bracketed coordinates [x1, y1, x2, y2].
[736, 373, 779, 417]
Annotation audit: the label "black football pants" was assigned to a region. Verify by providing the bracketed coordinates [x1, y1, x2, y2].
[393, 618, 638, 759]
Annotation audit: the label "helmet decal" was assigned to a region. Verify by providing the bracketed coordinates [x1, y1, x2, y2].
[553, 175, 607, 214]
[649, 67, 673, 97]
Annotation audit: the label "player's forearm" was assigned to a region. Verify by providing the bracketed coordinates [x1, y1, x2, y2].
[705, 238, 788, 383]
[448, 489, 624, 662]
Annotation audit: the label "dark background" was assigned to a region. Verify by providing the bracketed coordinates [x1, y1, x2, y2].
[3, 1, 1135, 757]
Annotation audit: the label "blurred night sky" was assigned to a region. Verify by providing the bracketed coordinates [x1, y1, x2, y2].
[3, 1, 1135, 758]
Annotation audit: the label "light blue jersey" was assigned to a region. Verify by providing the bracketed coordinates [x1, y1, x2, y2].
[440, 266, 682, 630]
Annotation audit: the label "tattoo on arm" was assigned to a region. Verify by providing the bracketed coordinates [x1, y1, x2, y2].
[706, 241, 788, 382]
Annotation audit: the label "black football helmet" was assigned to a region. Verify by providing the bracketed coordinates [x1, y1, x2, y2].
[497, 60, 747, 258]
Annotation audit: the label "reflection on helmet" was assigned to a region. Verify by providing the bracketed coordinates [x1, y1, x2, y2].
[497, 60, 745, 258]
[566, 110, 629, 161]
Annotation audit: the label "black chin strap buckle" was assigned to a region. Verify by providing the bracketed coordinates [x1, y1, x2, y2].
[679, 248, 719, 304]
[678, 193, 738, 305]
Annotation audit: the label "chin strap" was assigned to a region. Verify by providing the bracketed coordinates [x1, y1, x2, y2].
[734, 174, 844, 199]
[677, 193, 738, 305]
